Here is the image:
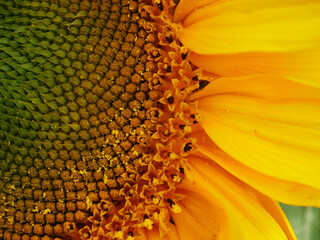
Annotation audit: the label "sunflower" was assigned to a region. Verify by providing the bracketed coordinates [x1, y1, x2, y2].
[0, 0, 319, 239]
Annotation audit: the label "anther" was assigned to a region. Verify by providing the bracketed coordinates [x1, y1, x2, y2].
[181, 51, 188, 60]
[165, 35, 173, 43]
[156, 1, 164, 11]
[166, 198, 174, 207]
[165, 65, 172, 73]
[178, 124, 185, 130]
[199, 80, 210, 90]
[169, 216, 175, 225]
[183, 143, 192, 152]
[167, 96, 174, 104]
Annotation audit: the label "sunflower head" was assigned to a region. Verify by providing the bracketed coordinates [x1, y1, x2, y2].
[0, 1, 204, 239]
[1, 0, 320, 240]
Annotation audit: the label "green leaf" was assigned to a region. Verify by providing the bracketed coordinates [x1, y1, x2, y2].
[281, 204, 320, 240]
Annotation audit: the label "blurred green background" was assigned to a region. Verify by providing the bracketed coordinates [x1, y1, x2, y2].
[281, 204, 320, 240]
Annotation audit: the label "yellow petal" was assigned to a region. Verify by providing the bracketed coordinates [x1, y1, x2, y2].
[170, 190, 225, 239]
[140, 228, 162, 240]
[179, 156, 296, 240]
[195, 132, 320, 206]
[177, 0, 320, 54]
[192, 76, 320, 192]
[174, 0, 218, 22]
[190, 75, 320, 101]
[140, 227, 179, 240]
[254, 191, 297, 240]
[189, 51, 320, 88]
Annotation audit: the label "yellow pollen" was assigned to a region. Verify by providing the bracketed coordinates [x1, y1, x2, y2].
[171, 203, 182, 214]
[143, 218, 154, 230]
[114, 231, 124, 239]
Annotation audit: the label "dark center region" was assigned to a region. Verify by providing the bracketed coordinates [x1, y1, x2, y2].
[0, 0, 160, 239]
